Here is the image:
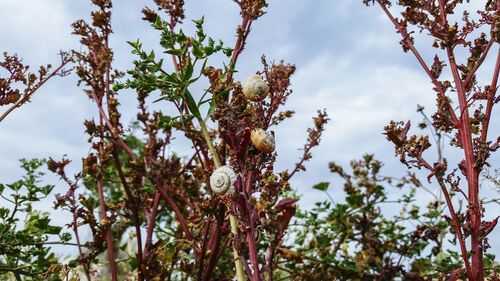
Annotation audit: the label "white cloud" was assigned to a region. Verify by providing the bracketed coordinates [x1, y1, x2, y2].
[0, 0, 84, 61]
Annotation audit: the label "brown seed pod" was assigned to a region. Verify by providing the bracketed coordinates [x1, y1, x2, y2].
[250, 128, 275, 153]
[242, 74, 269, 101]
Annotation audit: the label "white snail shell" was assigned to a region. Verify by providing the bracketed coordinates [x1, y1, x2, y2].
[250, 128, 275, 153]
[210, 165, 236, 195]
[242, 74, 269, 101]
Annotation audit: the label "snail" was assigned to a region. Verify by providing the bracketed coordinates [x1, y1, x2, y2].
[250, 128, 275, 153]
[210, 165, 236, 195]
[242, 74, 269, 101]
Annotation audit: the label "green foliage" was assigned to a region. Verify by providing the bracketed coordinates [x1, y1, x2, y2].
[116, 15, 233, 123]
[278, 155, 474, 280]
[0, 159, 67, 281]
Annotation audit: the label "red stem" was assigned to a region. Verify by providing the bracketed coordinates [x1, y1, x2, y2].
[376, 0, 459, 126]
[481, 48, 500, 143]
[156, 186, 195, 242]
[202, 207, 225, 281]
[243, 173, 260, 281]
[196, 219, 212, 281]
[226, 15, 252, 85]
[89, 87, 137, 160]
[144, 190, 161, 255]
[111, 149, 144, 281]
[62, 175, 92, 281]
[0, 58, 69, 123]
[97, 175, 118, 281]
[463, 41, 494, 89]
[446, 46, 481, 280]
[437, 179, 473, 278]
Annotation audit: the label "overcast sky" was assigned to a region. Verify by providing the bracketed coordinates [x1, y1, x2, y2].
[1, 0, 499, 258]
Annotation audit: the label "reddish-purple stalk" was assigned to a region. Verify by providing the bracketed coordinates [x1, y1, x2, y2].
[434, 13, 484, 276]
[58, 171, 92, 281]
[111, 148, 144, 281]
[156, 186, 195, 242]
[144, 190, 160, 254]
[88, 33, 120, 279]
[0, 55, 69, 123]
[446, 46, 482, 280]
[483, 48, 500, 144]
[196, 219, 212, 280]
[90, 79, 119, 281]
[226, 15, 252, 85]
[242, 172, 260, 281]
[223, 13, 266, 281]
[202, 208, 225, 281]
[376, 1, 460, 126]
[71, 206, 92, 281]
[416, 155, 472, 276]
[103, 28, 144, 277]
[96, 175, 118, 281]
[375, 0, 499, 279]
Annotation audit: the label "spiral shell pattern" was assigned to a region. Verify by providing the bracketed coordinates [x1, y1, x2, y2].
[250, 128, 275, 153]
[242, 74, 269, 101]
[210, 165, 236, 195]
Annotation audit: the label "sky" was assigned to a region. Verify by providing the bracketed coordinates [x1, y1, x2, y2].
[0, 0, 499, 259]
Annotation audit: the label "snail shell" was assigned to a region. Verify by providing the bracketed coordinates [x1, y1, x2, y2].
[210, 165, 236, 195]
[250, 128, 275, 153]
[242, 74, 269, 101]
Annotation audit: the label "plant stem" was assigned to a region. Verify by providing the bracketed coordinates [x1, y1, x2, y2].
[197, 116, 246, 281]
[0, 55, 69, 123]
[111, 148, 143, 281]
[375, 0, 459, 125]
[97, 176, 118, 281]
[198, 119, 221, 167]
[230, 214, 247, 281]
[446, 47, 481, 280]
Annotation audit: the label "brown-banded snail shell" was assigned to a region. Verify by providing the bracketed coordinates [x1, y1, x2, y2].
[210, 165, 236, 195]
[242, 74, 269, 101]
[250, 128, 275, 153]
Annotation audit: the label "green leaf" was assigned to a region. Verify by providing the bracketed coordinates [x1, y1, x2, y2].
[61, 232, 72, 242]
[9, 181, 22, 192]
[148, 50, 155, 60]
[40, 185, 54, 196]
[424, 210, 440, 218]
[46, 225, 62, 235]
[204, 97, 216, 122]
[112, 83, 124, 92]
[192, 42, 205, 58]
[222, 47, 234, 57]
[346, 194, 363, 207]
[193, 17, 204, 28]
[184, 89, 201, 119]
[182, 58, 194, 83]
[128, 257, 138, 269]
[68, 259, 78, 268]
[127, 39, 141, 50]
[312, 182, 330, 191]
[165, 49, 183, 56]
[158, 115, 175, 130]
[0, 207, 9, 219]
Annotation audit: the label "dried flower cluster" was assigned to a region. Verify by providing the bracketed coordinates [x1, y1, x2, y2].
[365, 0, 500, 279]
